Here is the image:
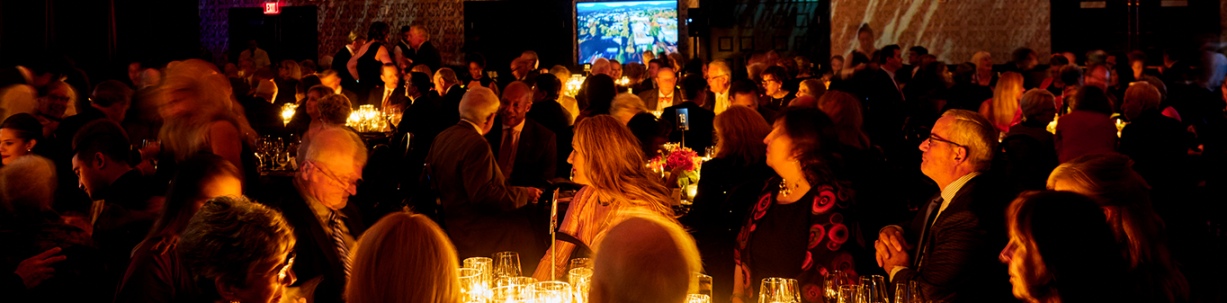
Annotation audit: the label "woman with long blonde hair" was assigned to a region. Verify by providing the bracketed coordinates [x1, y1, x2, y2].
[532, 115, 675, 280]
[347, 212, 461, 303]
[979, 71, 1025, 133]
[1047, 153, 1188, 303]
[153, 59, 258, 186]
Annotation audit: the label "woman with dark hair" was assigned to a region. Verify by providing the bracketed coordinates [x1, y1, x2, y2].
[688, 106, 773, 303]
[1047, 154, 1188, 303]
[0, 113, 45, 166]
[761, 65, 794, 110]
[348, 21, 395, 98]
[463, 52, 497, 91]
[1000, 191, 1134, 303]
[176, 195, 297, 303]
[732, 107, 862, 303]
[1055, 86, 1117, 163]
[114, 155, 243, 303]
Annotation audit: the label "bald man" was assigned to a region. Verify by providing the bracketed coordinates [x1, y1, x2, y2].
[425, 86, 546, 267]
[484, 81, 556, 190]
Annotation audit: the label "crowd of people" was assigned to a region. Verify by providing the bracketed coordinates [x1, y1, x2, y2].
[1, 19, 1225, 303]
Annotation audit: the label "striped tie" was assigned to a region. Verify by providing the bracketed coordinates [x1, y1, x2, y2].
[328, 211, 352, 278]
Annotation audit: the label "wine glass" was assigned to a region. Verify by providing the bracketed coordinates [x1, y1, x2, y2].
[867, 275, 889, 303]
[569, 258, 593, 271]
[758, 277, 801, 303]
[836, 285, 857, 303]
[532, 281, 572, 303]
[569, 268, 593, 303]
[492, 251, 522, 278]
[824, 270, 848, 302]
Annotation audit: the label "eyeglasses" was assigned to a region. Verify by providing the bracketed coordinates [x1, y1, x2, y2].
[307, 161, 363, 191]
[926, 133, 965, 149]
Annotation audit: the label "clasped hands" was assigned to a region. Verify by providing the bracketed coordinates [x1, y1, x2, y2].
[875, 226, 912, 274]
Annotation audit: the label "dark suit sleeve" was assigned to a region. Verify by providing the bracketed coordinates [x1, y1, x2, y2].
[460, 138, 530, 211]
[892, 211, 989, 301]
[540, 130, 557, 182]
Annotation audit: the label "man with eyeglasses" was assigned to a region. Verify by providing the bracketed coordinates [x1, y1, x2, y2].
[874, 109, 1014, 302]
[701, 60, 732, 114]
[266, 126, 369, 303]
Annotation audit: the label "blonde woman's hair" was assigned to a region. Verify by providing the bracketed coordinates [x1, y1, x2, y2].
[817, 90, 870, 150]
[573, 115, 674, 217]
[157, 59, 256, 163]
[279, 59, 302, 80]
[347, 212, 461, 303]
[590, 211, 701, 303]
[714, 106, 769, 165]
[986, 72, 1024, 130]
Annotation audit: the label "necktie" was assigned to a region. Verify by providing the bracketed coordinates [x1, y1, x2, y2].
[914, 196, 943, 268]
[498, 129, 518, 178]
[383, 89, 393, 107]
[328, 211, 352, 278]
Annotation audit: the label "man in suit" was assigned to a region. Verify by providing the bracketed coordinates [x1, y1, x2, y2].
[269, 127, 369, 303]
[365, 65, 409, 110]
[875, 109, 1014, 302]
[849, 45, 907, 155]
[242, 79, 287, 137]
[638, 66, 681, 113]
[332, 33, 365, 92]
[527, 74, 574, 179]
[434, 67, 466, 126]
[697, 61, 732, 114]
[486, 81, 557, 190]
[319, 69, 360, 106]
[405, 25, 442, 72]
[729, 79, 777, 123]
[424, 86, 544, 268]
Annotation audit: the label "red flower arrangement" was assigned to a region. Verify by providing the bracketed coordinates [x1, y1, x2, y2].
[665, 148, 699, 171]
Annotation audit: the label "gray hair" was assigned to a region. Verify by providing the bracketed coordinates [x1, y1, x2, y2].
[459, 86, 500, 123]
[316, 94, 352, 125]
[300, 127, 367, 168]
[609, 93, 646, 122]
[707, 60, 731, 76]
[177, 195, 295, 288]
[942, 109, 997, 171]
[0, 155, 56, 214]
[433, 67, 459, 86]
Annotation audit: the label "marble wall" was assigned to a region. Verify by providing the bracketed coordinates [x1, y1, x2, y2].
[829, 0, 1051, 64]
[199, 0, 464, 65]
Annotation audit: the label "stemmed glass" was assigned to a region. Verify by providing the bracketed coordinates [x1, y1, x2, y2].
[860, 275, 889, 303]
[893, 281, 922, 303]
[824, 270, 849, 302]
[492, 251, 522, 278]
[758, 277, 801, 303]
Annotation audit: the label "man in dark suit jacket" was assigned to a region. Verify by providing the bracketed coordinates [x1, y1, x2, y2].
[365, 65, 410, 109]
[876, 110, 1014, 303]
[660, 100, 715, 152]
[405, 25, 442, 72]
[486, 82, 557, 190]
[638, 66, 681, 113]
[434, 68, 466, 126]
[424, 86, 544, 269]
[332, 36, 362, 92]
[263, 127, 369, 303]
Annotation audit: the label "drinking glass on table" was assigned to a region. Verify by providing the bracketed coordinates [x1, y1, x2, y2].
[569, 257, 593, 271]
[686, 294, 712, 303]
[569, 268, 593, 303]
[458, 268, 484, 303]
[823, 270, 849, 302]
[532, 281, 573, 303]
[859, 275, 888, 303]
[464, 257, 494, 285]
[694, 272, 713, 297]
[493, 251, 522, 278]
[758, 277, 801, 303]
[837, 285, 856, 303]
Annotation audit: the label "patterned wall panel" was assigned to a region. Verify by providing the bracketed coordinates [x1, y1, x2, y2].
[829, 0, 1051, 64]
[199, 0, 464, 66]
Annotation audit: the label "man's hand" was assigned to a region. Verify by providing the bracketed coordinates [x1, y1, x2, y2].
[875, 239, 910, 273]
[877, 226, 911, 253]
[15, 247, 66, 289]
[525, 187, 543, 203]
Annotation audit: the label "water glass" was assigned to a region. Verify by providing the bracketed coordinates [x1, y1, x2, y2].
[458, 268, 485, 303]
[569, 268, 593, 303]
[569, 258, 593, 270]
[758, 277, 801, 303]
[493, 251, 522, 278]
[686, 294, 712, 303]
[824, 270, 849, 302]
[491, 285, 533, 303]
[837, 285, 856, 303]
[464, 257, 494, 286]
[893, 280, 923, 303]
[694, 272, 713, 297]
[859, 275, 888, 303]
[495, 276, 536, 289]
[532, 281, 573, 303]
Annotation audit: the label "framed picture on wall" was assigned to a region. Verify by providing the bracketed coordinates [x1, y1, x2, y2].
[718, 36, 733, 52]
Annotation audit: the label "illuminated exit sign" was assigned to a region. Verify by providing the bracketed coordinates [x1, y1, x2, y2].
[263, 2, 280, 15]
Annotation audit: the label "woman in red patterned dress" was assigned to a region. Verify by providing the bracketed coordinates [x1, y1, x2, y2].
[733, 107, 865, 303]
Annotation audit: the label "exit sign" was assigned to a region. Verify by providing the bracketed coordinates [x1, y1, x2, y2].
[263, 2, 280, 15]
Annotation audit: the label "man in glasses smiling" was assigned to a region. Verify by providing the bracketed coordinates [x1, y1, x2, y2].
[874, 109, 1015, 302]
